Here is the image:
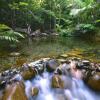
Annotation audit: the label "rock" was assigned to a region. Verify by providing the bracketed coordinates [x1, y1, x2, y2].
[57, 59, 68, 63]
[54, 68, 63, 75]
[31, 87, 39, 96]
[10, 52, 21, 57]
[60, 54, 68, 58]
[12, 74, 22, 82]
[2, 82, 28, 100]
[31, 29, 41, 36]
[42, 58, 51, 62]
[55, 63, 70, 75]
[46, 59, 59, 72]
[22, 67, 37, 80]
[28, 60, 43, 67]
[87, 72, 100, 91]
[28, 60, 44, 74]
[35, 63, 44, 74]
[82, 60, 90, 66]
[41, 33, 48, 36]
[52, 75, 64, 88]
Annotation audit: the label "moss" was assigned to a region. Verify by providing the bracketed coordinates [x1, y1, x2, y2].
[16, 57, 27, 67]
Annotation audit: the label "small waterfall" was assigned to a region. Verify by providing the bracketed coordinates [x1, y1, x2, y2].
[25, 72, 100, 100]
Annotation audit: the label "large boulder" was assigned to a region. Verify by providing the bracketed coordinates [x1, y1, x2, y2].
[2, 82, 28, 100]
[87, 72, 100, 91]
[22, 67, 37, 80]
[46, 59, 59, 72]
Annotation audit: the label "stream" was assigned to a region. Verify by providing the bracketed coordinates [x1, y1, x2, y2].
[0, 36, 100, 100]
[25, 72, 100, 100]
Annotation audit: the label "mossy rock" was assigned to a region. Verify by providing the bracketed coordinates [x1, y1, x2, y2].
[52, 75, 64, 88]
[87, 72, 100, 91]
[22, 67, 37, 80]
[31, 87, 39, 96]
[2, 82, 28, 100]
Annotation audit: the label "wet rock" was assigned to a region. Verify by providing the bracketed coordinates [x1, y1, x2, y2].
[12, 74, 22, 82]
[46, 59, 59, 72]
[57, 59, 68, 63]
[28, 60, 44, 74]
[0, 67, 22, 86]
[55, 63, 70, 75]
[60, 54, 68, 58]
[2, 82, 28, 100]
[87, 72, 100, 91]
[10, 52, 21, 57]
[31, 87, 39, 96]
[82, 60, 90, 66]
[22, 67, 37, 80]
[28, 60, 43, 67]
[41, 58, 51, 62]
[41, 33, 48, 36]
[31, 29, 41, 37]
[34, 63, 44, 74]
[52, 75, 64, 88]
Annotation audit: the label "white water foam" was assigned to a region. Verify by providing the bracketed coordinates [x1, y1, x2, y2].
[25, 72, 100, 100]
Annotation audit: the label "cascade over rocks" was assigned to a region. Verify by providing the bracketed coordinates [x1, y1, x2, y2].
[0, 57, 100, 99]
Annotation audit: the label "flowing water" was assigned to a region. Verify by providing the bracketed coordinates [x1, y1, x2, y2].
[0, 36, 100, 99]
[25, 72, 100, 100]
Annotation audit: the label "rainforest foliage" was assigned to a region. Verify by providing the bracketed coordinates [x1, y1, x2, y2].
[0, 0, 100, 42]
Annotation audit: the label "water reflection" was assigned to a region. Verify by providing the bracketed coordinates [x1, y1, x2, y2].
[0, 36, 100, 72]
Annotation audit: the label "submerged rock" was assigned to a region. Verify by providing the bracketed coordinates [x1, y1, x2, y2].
[2, 82, 28, 100]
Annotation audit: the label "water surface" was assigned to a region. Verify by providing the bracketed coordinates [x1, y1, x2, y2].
[0, 36, 100, 72]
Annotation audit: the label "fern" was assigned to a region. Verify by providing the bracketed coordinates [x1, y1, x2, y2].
[0, 24, 24, 42]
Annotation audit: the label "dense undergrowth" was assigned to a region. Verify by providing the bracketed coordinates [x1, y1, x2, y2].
[0, 0, 100, 43]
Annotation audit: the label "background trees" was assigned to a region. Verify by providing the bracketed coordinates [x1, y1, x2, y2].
[0, 0, 100, 40]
